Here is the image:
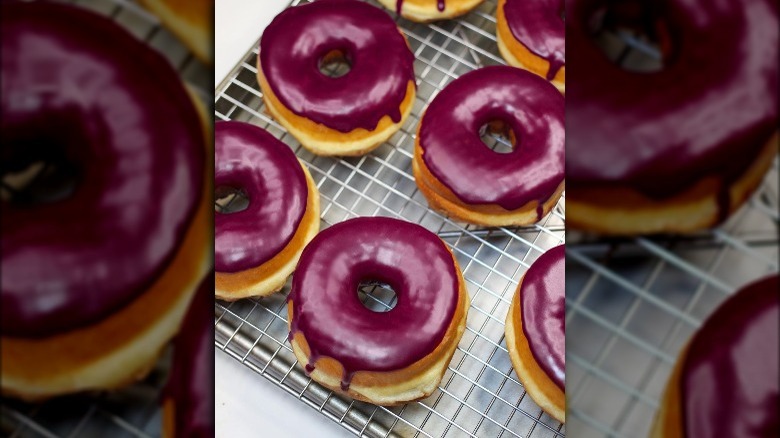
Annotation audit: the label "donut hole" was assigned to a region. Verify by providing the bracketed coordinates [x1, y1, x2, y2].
[215, 185, 249, 214]
[587, 4, 672, 73]
[1, 157, 79, 205]
[479, 120, 516, 154]
[318, 49, 352, 78]
[357, 280, 398, 312]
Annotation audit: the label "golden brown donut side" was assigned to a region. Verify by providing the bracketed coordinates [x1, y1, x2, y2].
[287, 249, 469, 406]
[649, 346, 686, 438]
[0, 90, 212, 401]
[137, 0, 212, 63]
[567, 134, 778, 235]
[376, 0, 485, 22]
[495, 0, 565, 93]
[504, 278, 565, 423]
[215, 163, 320, 300]
[413, 132, 565, 227]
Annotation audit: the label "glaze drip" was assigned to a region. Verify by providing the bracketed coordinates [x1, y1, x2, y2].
[260, 0, 416, 133]
[214, 121, 308, 273]
[288, 217, 460, 389]
[518, 245, 565, 390]
[504, 0, 565, 80]
[1, 2, 204, 337]
[418, 66, 564, 211]
[396, 0, 447, 14]
[566, 0, 778, 223]
[681, 275, 779, 437]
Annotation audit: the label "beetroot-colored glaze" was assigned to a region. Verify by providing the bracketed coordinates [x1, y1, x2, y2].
[504, 0, 565, 80]
[395, 0, 446, 14]
[566, 0, 778, 222]
[165, 272, 214, 438]
[214, 121, 308, 273]
[259, 0, 416, 133]
[289, 217, 460, 389]
[418, 66, 564, 213]
[0, 2, 204, 337]
[681, 275, 778, 437]
[518, 245, 565, 391]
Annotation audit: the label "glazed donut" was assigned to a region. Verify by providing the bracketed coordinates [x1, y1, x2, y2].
[1, 1, 210, 400]
[413, 66, 565, 227]
[287, 217, 469, 405]
[163, 273, 214, 438]
[496, 0, 565, 93]
[566, 0, 778, 235]
[137, 0, 213, 64]
[258, 0, 416, 156]
[376, 0, 485, 22]
[651, 275, 778, 437]
[505, 245, 565, 423]
[215, 121, 320, 300]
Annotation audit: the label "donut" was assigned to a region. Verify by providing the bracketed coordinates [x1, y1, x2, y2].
[504, 245, 565, 423]
[258, 0, 416, 156]
[566, 0, 778, 234]
[163, 272, 214, 438]
[496, 0, 565, 93]
[0, 1, 210, 400]
[215, 121, 320, 300]
[376, 0, 485, 22]
[651, 275, 779, 437]
[413, 66, 565, 227]
[137, 0, 213, 63]
[287, 217, 469, 405]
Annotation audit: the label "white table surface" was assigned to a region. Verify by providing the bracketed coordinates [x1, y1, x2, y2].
[215, 1, 347, 436]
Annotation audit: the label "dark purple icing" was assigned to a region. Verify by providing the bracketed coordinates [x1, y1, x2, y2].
[214, 121, 308, 273]
[518, 245, 565, 391]
[504, 0, 565, 80]
[395, 0, 446, 14]
[165, 272, 214, 438]
[259, 0, 416, 133]
[566, 0, 778, 222]
[288, 217, 460, 389]
[681, 275, 778, 437]
[418, 66, 564, 212]
[0, 2, 204, 337]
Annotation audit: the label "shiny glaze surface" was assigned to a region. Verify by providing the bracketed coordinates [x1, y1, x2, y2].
[0, 2, 203, 337]
[504, 0, 565, 80]
[214, 121, 307, 273]
[567, 0, 778, 221]
[681, 275, 778, 437]
[518, 245, 565, 390]
[289, 217, 460, 389]
[395, 0, 446, 14]
[165, 272, 214, 438]
[418, 66, 564, 212]
[259, 0, 416, 133]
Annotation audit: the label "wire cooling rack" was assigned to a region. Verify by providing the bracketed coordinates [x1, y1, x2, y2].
[565, 22, 780, 438]
[214, 0, 566, 437]
[0, 0, 210, 437]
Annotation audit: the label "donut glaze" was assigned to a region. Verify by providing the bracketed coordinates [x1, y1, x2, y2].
[165, 272, 214, 438]
[518, 245, 565, 390]
[418, 66, 564, 214]
[681, 275, 778, 437]
[503, 0, 565, 80]
[1, 1, 204, 337]
[288, 217, 460, 389]
[396, 0, 446, 14]
[214, 121, 308, 273]
[566, 0, 778, 222]
[259, 0, 416, 133]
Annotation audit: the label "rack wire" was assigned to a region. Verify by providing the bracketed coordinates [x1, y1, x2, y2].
[565, 22, 780, 438]
[215, 1, 566, 437]
[0, 0, 210, 436]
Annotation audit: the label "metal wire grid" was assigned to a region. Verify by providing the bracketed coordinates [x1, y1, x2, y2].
[214, 0, 566, 437]
[565, 23, 780, 438]
[0, 0, 211, 436]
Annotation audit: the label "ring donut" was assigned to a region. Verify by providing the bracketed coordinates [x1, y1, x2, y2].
[215, 121, 319, 300]
[258, 0, 416, 156]
[287, 217, 469, 405]
[413, 66, 565, 226]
